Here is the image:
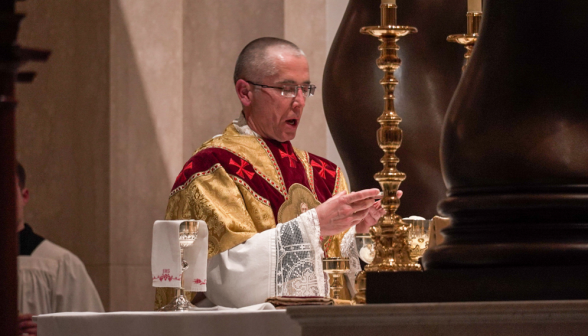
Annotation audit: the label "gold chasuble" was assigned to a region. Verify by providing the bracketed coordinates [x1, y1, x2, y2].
[155, 124, 349, 309]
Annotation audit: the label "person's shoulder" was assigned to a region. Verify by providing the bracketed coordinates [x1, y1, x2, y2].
[32, 240, 84, 266]
[197, 123, 259, 153]
[170, 123, 262, 192]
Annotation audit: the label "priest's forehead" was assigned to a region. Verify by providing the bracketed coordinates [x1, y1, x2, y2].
[233, 37, 306, 84]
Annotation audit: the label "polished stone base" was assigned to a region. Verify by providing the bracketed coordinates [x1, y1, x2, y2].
[366, 266, 588, 303]
[287, 300, 588, 336]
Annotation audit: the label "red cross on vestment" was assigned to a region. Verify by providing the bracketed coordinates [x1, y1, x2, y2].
[279, 143, 297, 168]
[229, 158, 255, 179]
[310, 159, 336, 179]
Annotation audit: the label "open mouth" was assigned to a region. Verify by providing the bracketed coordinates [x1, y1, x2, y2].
[286, 119, 298, 126]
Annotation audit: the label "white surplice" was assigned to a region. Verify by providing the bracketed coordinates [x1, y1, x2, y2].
[18, 240, 104, 315]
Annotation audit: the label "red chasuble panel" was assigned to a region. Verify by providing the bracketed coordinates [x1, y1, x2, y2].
[171, 138, 340, 223]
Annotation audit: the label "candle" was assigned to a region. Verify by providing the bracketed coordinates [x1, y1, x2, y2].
[382, 0, 396, 4]
[468, 0, 482, 12]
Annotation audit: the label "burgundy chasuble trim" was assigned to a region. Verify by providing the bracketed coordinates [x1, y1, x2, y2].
[278, 143, 298, 168]
[170, 147, 285, 218]
[230, 174, 271, 206]
[296, 150, 318, 200]
[255, 138, 288, 197]
[170, 163, 222, 197]
[308, 153, 338, 203]
[261, 138, 311, 194]
[171, 139, 341, 223]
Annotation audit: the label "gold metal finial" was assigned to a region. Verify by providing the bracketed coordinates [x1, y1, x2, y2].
[448, 12, 482, 72]
[359, 4, 420, 274]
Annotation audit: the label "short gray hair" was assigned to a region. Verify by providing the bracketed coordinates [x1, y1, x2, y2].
[233, 37, 305, 84]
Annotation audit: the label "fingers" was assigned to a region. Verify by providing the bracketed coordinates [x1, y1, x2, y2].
[19, 321, 37, 329]
[397, 190, 403, 198]
[342, 188, 380, 204]
[350, 208, 370, 225]
[349, 197, 378, 214]
[18, 314, 33, 322]
[373, 200, 382, 210]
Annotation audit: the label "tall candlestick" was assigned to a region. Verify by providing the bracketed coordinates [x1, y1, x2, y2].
[360, 5, 419, 274]
[468, 0, 482, 12]
[382, 0, 396, 4]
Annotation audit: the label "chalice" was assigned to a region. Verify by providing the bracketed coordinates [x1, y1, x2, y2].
[322, 257, 350, 301]
[160, 220, 199, 311]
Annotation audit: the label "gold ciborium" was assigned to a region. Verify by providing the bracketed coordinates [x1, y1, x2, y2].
[447, 11, 482, 71]
[160, 220, 199, 311]
[359, 3, 420, 273]
[322, 257, 350, 301]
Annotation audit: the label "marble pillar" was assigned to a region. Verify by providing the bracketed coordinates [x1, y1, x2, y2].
[110, 0, 184, 311]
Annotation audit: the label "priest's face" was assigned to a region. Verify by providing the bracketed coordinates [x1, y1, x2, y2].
[246, 50, 309, 142]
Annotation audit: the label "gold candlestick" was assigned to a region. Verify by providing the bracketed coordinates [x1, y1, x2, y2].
[448, 12, 482, 71]
[359, 3, 419, 273]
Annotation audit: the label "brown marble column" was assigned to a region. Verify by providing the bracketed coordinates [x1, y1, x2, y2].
[424, 0, 588, 269]
[323, 0, 465, 218]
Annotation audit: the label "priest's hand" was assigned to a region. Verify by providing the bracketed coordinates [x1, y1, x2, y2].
[355, 190, 403, 233]
[18, 314, 37, 336]
[315, 188, 384, 236]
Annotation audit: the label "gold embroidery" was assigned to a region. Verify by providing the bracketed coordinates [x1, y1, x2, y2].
[277, 184, 320, 223]
[293, 148, 318, 199]
[334, 168, 349, 195]
[166, 167, 258, 258]
[230, 174, 271, 206]
[194, 125, 286, 196]
[256, 138, 288, 198]
[170, 163, 222, 197]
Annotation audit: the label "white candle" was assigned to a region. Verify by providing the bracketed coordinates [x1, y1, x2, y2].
[468, 0, 482, 12]
[382, 0, 396, 4]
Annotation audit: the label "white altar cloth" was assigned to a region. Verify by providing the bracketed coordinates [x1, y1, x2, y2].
[36, 307, 301, 336]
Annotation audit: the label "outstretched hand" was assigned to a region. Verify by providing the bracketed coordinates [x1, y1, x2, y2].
[315, 189, 404, 236]
[315, 188, 382, 236]
[355, 189, 403, 233]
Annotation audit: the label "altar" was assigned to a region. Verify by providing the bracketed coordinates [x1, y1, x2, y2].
[35, 300, 588, 336]
[35, 307, 300, 336]
[287, 301, 588, 336]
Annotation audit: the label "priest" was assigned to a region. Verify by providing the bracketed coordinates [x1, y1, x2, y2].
[156, 37, 386, 308]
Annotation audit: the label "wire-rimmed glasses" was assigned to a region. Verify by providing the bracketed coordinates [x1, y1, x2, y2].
[245, 80, 316, 98]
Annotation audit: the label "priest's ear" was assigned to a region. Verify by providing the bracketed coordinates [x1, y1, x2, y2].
[235, 79, 253, 107]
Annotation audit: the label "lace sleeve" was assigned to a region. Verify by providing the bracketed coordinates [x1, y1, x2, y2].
[273, 209, 326, 297]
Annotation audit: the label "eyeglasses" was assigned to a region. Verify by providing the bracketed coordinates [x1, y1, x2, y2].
[245, 80, 316, 98]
